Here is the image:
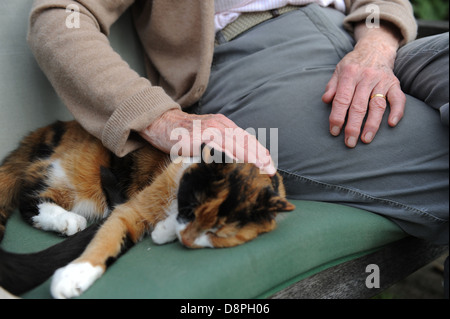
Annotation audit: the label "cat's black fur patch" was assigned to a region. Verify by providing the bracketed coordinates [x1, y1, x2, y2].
[100, 166, 127, 210]
[105, 233, 135, 268]
[109, 153, 135, 195]
[50, 121, 66, 147]
[30, 142, 53, 161]
[18, 177, 49, 224]
[29, 121, 66, 161]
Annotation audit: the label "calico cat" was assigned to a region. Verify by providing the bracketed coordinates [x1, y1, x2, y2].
[0, 120, 295, 298]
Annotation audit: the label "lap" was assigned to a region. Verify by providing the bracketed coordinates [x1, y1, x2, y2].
[198, 4, 449, 244]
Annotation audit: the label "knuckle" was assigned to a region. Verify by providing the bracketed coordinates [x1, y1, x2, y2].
[361, 68, 377, 79]
[206, 116, 224, 126]
[344, 126, 360, 137]
[329, 113, 345, 125]
[398, 92, 406, 104]
[391, 76, 401, 86]
[342, 64, 359, 75]
[207, 113, 224, 123]
[350, 104, 367, 116]
[370, 99, 387, 111]
[364, 124, 380, 133]
[325, 81, 334, 91]
[333, 93, 352, 107]
[215, 113, 227, 120]
[389, 87, 406, 104]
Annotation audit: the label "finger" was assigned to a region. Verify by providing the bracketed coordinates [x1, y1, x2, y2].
[322, 72, 338, 104]
[205, 140, 238, 162]
[344, 81, 374, 148]
[196, 113, 277, 175]
[248, 133, 276, 175]
[328, 73, 357, 137]
[223, 127, 276, 175]
[361, 88, 387, 144]
[200, 126, 224, 155]
[203, 113, 238, 130]
[386, 82, 406, 127]
[223, 127, 258, 163]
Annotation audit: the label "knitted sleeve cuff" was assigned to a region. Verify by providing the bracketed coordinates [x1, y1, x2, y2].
[102, 86, 181, 157]
[344, 1, 418, 46]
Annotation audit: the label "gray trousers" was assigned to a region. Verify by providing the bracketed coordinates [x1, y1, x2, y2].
[196, 4, 449, 245]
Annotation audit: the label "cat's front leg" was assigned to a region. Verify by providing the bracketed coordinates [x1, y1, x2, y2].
[50, 203, 149, 299]
[50, 174, 172, 298]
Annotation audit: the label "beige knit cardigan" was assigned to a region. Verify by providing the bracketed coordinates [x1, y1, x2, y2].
[27, 0, 417, 156]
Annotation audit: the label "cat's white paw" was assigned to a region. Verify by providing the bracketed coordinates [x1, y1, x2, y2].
[33, 203, 87, 236]
[54, 212, 87, 236]
[151, 213, 178, 245]
[51, 262, 104, 299]
[193, 233, 213, 248]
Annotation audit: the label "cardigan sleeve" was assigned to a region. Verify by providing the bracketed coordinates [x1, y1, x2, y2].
[344, 0, 417, 46]
[27, 0, 181, 157]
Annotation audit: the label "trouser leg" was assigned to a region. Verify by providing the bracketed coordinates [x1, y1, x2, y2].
[394, 32, 449, 125]
[199, 5, 449, 244]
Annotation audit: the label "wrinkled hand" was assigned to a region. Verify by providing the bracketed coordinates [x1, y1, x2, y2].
[322, 22, 405, 148]
[140, 109, 276, 175]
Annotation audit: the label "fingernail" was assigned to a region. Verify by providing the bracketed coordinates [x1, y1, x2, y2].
[364, 131, 374, 143]
[391, 116, 399, 126]
[346, 136, 357, 148]
[266, 165, 277, 176]
[260, 164, 276, 175]
[331, 126, 340, 136]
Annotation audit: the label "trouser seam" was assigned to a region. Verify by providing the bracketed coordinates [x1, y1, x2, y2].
[277, 167, 448, 224]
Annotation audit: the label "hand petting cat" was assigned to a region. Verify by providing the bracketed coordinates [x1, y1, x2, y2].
[140, 109, 276, 175]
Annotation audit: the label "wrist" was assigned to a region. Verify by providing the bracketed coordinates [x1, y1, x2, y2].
[142, 108, 181, 132]
[354, 21, 401, 53]
[353, 21, 400, 66]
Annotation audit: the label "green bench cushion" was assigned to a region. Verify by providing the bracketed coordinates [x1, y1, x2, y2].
[2, 200, 406, 299]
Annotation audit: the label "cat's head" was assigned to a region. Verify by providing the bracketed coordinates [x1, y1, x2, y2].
[175, 146, 295, 248]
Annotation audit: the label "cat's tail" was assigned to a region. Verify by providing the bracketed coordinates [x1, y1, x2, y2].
[0, 222, 101, 296]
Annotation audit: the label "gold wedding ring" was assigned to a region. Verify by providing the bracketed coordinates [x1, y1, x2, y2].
[370, 93, 386, 100]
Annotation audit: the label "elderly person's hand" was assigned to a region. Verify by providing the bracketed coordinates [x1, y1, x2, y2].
[322, 21, 406, 148]
[140, 108, 276, 175]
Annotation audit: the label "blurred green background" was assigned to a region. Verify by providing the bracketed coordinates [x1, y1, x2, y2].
[410, 0, 449, 20]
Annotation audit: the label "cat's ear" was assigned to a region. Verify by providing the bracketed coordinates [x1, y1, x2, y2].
[268, 196, 296, 213]
[200, 143, 213, 163]
[200, 143, 233, 164]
